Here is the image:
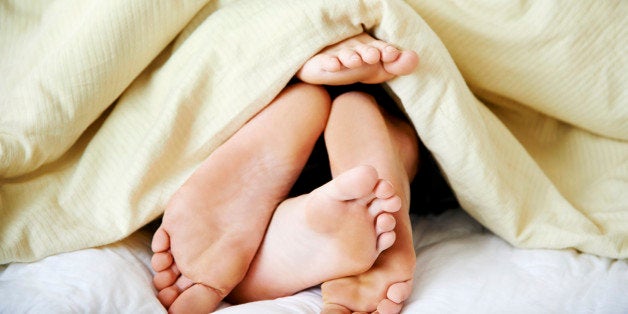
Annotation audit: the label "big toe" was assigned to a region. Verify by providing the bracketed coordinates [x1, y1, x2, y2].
[325, 165, 379, 201]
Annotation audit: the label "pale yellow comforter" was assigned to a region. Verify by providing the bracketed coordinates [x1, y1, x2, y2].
[1, 0, 626, 263]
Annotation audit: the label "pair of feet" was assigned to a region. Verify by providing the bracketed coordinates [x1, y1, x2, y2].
[151, 33, 419, 314]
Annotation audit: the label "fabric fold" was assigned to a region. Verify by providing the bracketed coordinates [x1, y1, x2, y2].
[1, 0, 625, 263]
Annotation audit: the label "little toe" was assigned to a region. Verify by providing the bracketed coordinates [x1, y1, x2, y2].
[376, 231, 396, 252]
[151, 252, 173, 272]
[151, 227, 170, 253]
[387, 279, 414, 303]
[375, 213, 396, 234]
[377, 298, 404, 314]
[338, 49, 363, 69]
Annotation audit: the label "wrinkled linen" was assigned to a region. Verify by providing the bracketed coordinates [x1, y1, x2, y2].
[1, 0, 626, 263]
[2, 210, 627, 313]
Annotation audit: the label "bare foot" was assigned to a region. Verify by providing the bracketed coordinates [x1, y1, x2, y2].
[150, 83, 331, 313]
[322, 91, 420, 314]
[296, 33, 419, 85]
[228, 165, 402, 302]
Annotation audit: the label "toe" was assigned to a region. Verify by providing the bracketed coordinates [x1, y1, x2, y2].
[377, 298, 404, 314]
[322, 55, 343, 72]
[338, 49, 363, 69]
[376, 231, 396, 252]
[374, 180, 395, 199]
[368, 195, 401, 216]
[387, 279, 413, 303]
[383, 50, 419, 75]
[355, 44, 381, 64]
[381, 45, 402, 63]
[157, 285, 179, 308]
[151, 227, 170, 253]
[375, 213, 396, 234]
[174, 273, 194, 291]
[367, 39, 401, 63]
[151, 252, 174, 272]
[321, 303, 352, 314]
[169, 283, 225, 314]
[382, 195, 402, 213]
[153, 267, 179, 290]
[325, 165, 379, 201]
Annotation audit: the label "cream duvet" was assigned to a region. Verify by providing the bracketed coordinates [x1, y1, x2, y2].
[1, 0, 626, 264]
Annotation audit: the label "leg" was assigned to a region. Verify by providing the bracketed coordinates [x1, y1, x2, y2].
[228, 165, 401, 302]
[296, 33, 419, 85]
[150, 83, 331, 313]
[322, 91, 420, 314]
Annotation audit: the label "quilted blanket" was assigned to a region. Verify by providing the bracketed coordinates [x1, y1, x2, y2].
[1, 0, 626, 263]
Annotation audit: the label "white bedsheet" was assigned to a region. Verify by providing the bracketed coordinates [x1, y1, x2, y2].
[1, 209, 627, 313]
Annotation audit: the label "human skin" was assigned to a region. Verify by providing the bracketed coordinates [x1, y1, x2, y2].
[151, 82, 333, 313]
[151, 32, 419, 313]
[320, 90, 419, 314]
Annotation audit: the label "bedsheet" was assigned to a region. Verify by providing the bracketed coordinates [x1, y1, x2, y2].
[1, 209, 627, 313]
[1, 0, 627, 262]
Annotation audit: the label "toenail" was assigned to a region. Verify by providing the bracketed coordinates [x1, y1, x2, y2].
[385, 45, 398, 52]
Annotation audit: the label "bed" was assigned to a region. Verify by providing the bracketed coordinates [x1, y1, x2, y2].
[1, 0, 626, 312]
[2, 209, 627, 313]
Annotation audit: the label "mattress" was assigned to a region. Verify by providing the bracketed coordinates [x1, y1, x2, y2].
[2, 208, 626, 313]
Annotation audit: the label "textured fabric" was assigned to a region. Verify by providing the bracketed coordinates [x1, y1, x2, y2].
[1, 0, 626, 263]
[2, 210, 627, 313]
